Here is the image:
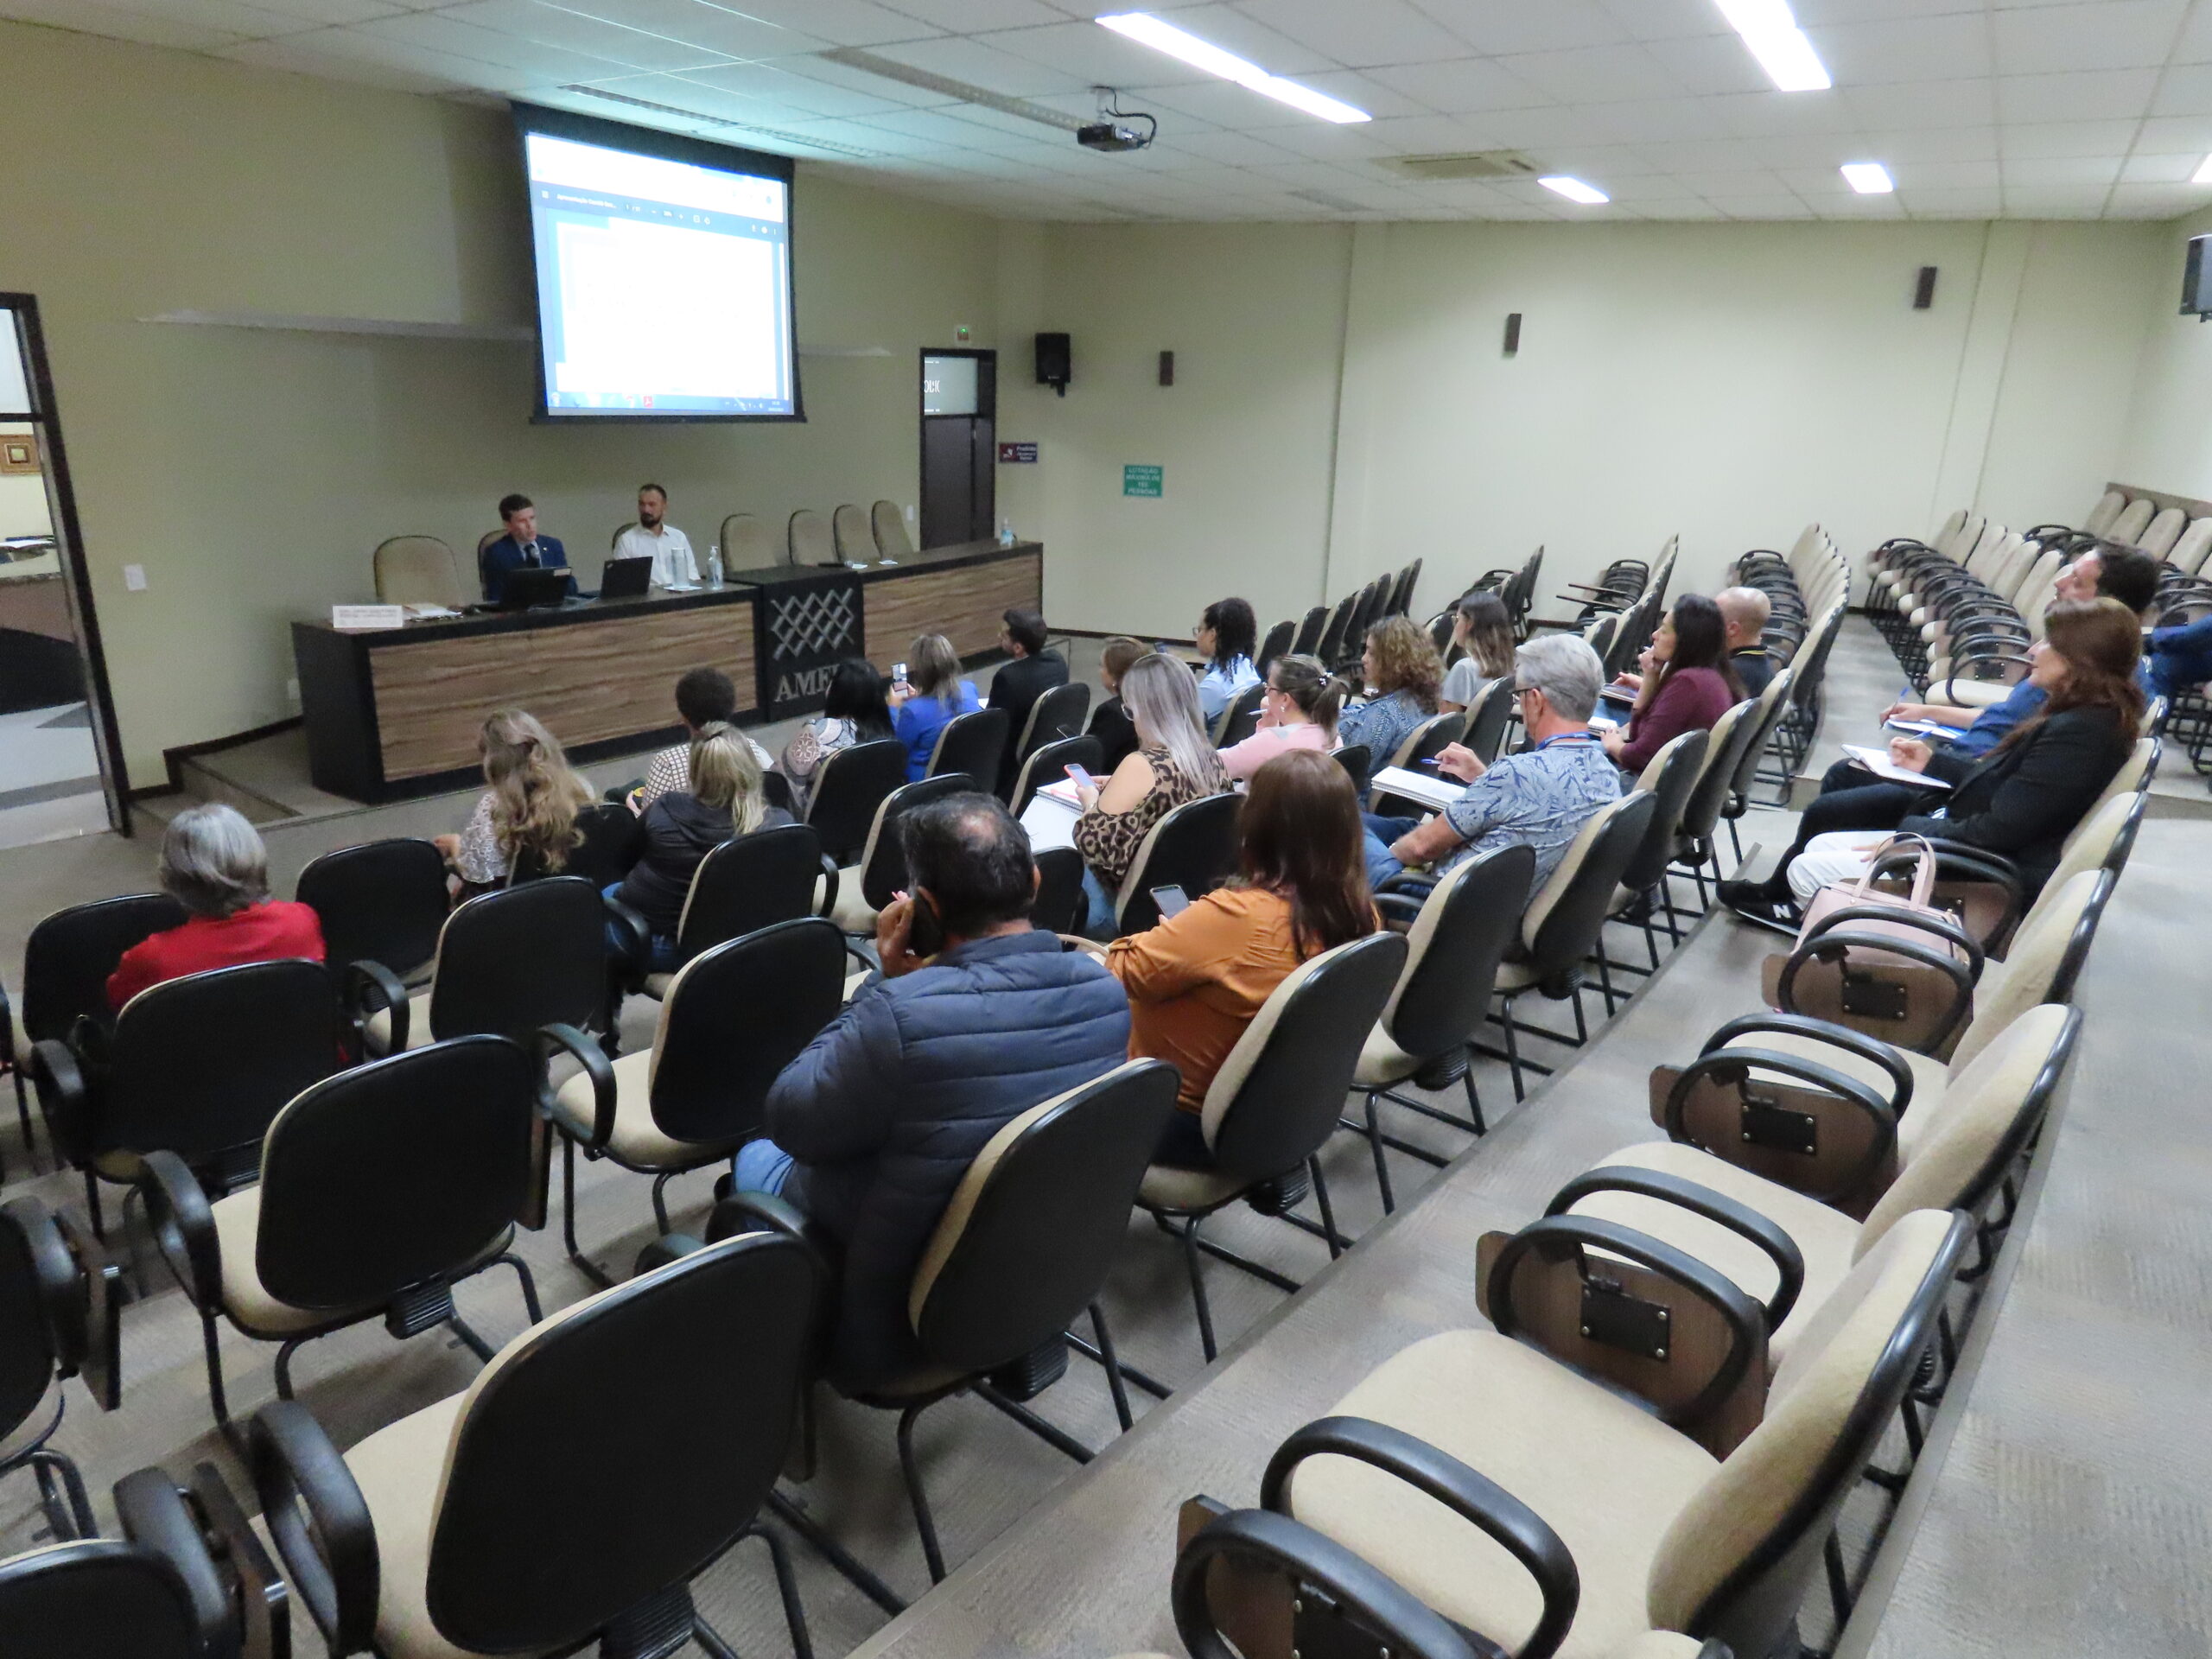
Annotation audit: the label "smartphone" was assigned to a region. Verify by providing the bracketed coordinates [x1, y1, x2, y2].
[906, 893, 946, 957]
[892, 661, 908, 685]
[1065, 763, 1096, 789]
[1150, 884, 1192, 918]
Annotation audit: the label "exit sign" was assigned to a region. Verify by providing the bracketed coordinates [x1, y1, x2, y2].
[1123, 463, 1163, 498]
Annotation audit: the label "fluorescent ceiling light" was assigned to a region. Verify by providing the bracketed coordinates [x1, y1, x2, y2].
[1096, 13, 1370, 124]
[1713, 0, 1832, 92]
[2195, 154, 2212, 183]
[1539, 175, 1609, 205]
[1840, 162, 1894, 194]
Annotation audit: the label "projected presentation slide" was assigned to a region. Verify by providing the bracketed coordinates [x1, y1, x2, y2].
[523, 124, 798, 419]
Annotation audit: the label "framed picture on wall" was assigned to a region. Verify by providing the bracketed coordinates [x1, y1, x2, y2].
[0, 433, 37, 475]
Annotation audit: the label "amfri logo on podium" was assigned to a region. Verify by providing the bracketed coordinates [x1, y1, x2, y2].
[775, 662, 840, 703]
[759, 574, 864, 718]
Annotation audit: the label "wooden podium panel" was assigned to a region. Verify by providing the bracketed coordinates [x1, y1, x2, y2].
[864, 549, 1040, 662]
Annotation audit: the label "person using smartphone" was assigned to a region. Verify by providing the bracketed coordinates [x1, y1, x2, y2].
[1107, 751, 1378, 1167]
[888, 633, 981, 781]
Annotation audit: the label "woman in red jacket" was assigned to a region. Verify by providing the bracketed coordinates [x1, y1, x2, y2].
[1602, 593, 1745, 776]
[106, 803, 325, 1011]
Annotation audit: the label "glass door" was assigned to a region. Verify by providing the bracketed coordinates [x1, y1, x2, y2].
[919, 349, 996, 549]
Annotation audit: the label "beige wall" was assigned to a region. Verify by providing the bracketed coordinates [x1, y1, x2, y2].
[0, 425, 51, 539]
[2116, 204, 2212, 501]
[0, 20, 1000, 787]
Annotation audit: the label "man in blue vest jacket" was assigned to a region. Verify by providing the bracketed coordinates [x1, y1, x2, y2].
[480, 492, 575, 602]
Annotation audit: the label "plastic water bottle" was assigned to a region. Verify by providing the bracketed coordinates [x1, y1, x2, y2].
[998, 517, 1014, 547]
[708, 543, 722, 586]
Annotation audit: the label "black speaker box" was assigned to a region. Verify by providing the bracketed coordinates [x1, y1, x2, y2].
[1036, 331, 1071, 395]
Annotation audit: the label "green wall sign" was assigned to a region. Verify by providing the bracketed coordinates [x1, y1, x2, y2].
[1122, 463, 1164, 498]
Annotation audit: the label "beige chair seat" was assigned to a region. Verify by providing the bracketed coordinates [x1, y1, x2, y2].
[1932, 678, 2010, 709]
[1351, 1021, 1423, 1088]
[347, 1394, 550, 1659]
[1720, 1028, 1946, 1117]
[1567, 1141, 1860, 1359]
[1492, 955, 1541, 992]
[1290, 1330, 1717, 1658]
[1138, 1158, 1245, 1212]
[551, 1050, 731, 1170]
[828, 868, 876, 934]
[640, 971, 675, 999]
[365, 991, 435, 1052]
[842, 968, 872, 1002]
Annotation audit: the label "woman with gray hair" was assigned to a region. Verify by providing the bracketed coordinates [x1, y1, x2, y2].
[1071, 651, 1232, 933]
[105, 803, 325, 1009]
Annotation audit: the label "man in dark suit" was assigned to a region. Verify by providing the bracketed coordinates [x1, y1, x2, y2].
[985, 607, 1068, 792]
[480, 493, 575, 603]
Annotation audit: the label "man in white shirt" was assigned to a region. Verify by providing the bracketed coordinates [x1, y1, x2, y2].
[613, 483, 698, 589]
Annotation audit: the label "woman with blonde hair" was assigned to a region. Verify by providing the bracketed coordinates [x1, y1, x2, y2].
[889, 632, 982, 781]
[613, 721, 795, 970]
[1335, 614, 1445, 785]
[1071, 651, 1231, 933]
[1440, 591, 1516, 713]
[436, 709, 594, 892]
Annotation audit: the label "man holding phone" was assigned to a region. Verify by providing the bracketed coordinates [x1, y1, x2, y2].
[725, 793, 1129, 1390]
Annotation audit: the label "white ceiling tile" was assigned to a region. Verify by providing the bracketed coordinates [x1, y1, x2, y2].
[1363, 56, 1554, 113]
[1776, 164, 1857, 196]
[1893, 186, 2002, 215]
[219, 29, 469, 86]
[1498, 42, 1691, 105]
[1586, 96, 1732, 143]
[2119, 151, 2205, 182]
[433, 2, 740, 71]
[978, 18, 1215, 85]
[1634, 137, 1768, 172]
[674, 0, 936, 48]
[1411, 0, 1631, 56]
[1992, 0, 2187, 75]
[2000, 185, 2113, 215]
[2107, 180, 2212, 213]
[1994, 67, 2160, 121]
[2151, 63, 2212, 116]
[238, 0, 407, 23]
[0, 0, 250, 46]
[879, 0, 1065, 29]
[1598, 172, 1699, 200]
[352, 10, 639, 75]
[1642, 31, 1773, 97]
[1230, 0, 1471, 68]
[554, 0, 821, 59]
[1806, 190, 1905, 216]
[2175, 2, 2212, 64]
[769, 54, 962, 107]
[1804, 12, 1993, 85]
[2002, 154, 2123, 186]
[1598, 0, 1732, 44]
[1704, 89, 1866, 139]
[1138, 78, 1335, 129]
[673, 61, 925, 118]
[1253, 121, 1400, 162]
[1150, 126, 1299, 164]
[2137, 113, 2212, 151]
[1707, 193, 1818, 217]
[1355, 111, 1516, 152]
[1840, 78, 1998, 130]
[1876, 125, 2000, 162]
[862, 32, 1096, 95]
[238, 20, 534, 84]
[1998, 118, 2144, 159]
[1795, 0, 1979, 22]
[1670, 167, 1794, 194]
[1629, 199, 1730, 217]
[1895, 158, 2002, 189]
[1130, 3, 1336, 73]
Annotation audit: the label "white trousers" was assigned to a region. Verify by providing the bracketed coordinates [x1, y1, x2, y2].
[1786, 831, 1892, 903]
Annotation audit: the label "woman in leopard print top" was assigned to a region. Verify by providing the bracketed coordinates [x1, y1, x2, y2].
[1071, 652, 1231, 934]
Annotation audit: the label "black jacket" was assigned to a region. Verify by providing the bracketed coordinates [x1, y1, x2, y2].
[1731, 647, 1775, 699]
[614, 795, 795, 938]
[1897, 705, 2128, 896]
[1088, 696, 1140, 773]
[987, 649, 1070, 789]
[766, 931, 1132, 1389]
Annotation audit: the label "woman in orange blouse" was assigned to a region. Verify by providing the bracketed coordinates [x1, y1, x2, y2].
[1107, 748, 1378, 1166]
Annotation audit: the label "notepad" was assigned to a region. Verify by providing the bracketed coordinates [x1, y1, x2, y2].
[1881, 717, 1955, 738]
[1369, 766, 1464, 812]
[1840, 745, 1950, 790]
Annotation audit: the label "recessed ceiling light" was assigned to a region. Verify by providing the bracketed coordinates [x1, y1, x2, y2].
[1539, 175, 1609, 205]
[1096, 13, 1370, 124]
[1714, 0, 1832, 93]
[1841, 162, 1894, 194]
[2195, 154, 2212, 183]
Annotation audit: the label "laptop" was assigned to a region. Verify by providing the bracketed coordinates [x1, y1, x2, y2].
[490, 566, 575, 611]
[597, 556, 653, 601]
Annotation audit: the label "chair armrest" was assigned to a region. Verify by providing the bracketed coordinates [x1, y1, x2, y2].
[342, 959, 409, 1057]
[1550, 1166, 1811, 1330]
[1173, 1509, 1486, 1659]
[186, 1463, 290, 1659]
[816, 853, 841, 919]
[139, 1149, 220, 1311]
[1374, 892, 1427, 925]
[1376, 870, 1440, 901]
[0, 982, 13, 1068]
[1777, 930, 1979, 1053]
[704, 1190, 839, 1265]
[1058, 934, 1109, 960]
[1872, 839, 2022, 888]
[2, 1196, 86, 1376]
[1700, 1013, 1916, 1112]
[601, 893, 652, 983]
[535, 1022, 615, 1149]
[113, 1469, 232, 1653]
[29, 1037, 89, 1165]
[250, 1400, 378, 1656]
[1654, 1048, 1899, 1206]
[1796, 902, 1984, 982]
[1259, 1417, 1577, 1659]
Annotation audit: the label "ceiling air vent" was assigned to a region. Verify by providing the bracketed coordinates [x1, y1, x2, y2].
[1386, 151, 1541, 182]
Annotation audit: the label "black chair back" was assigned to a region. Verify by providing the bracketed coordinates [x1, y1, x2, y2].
[1116, 792, 1242, 934]
[0, 1539, 202, 1659]
[1383, 846, 1535, 1060]
[1213, 682, 1268, 747]
[1315, 593, 1357, 669]
[673, 823, 823, 966]
[512, 803, 640, 890]
[805, 738, 908, 866]
[1208, 934, 1407, 1182]
[861, 774, 976, 912]
[423, 1233, 819, 1656]
[1332, 745, 1370, 791]
[1290, 605, 1327, 658]
[1011, 735, 1103, 817]
[1033, 848, 1086, 936]
[1018, 682, 1091, 760]
[429, 878, 605, 1044]
[1618, 730, 1710, 895]
[1725, 671, 1796, 809]
[1676, 696, 1764, 853]
[105, 962, 341, 1166]
[648, 920, 847, 1146]
[1461, 676, 1518, 766]
[911, 1060, 1179, 1373]
[928, 708, 1010, 786]
[0, 1198, 76, 1445]
[1255, 619, 1294, 677]
[1521, 793, 1656, 995]
[1369, 712, 1465, 816]
[20, 893, 187, 1044]
[296, 839, 448, 980]
[254, 1036, 534, 1315]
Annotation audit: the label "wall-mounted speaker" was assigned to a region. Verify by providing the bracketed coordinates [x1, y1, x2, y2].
[1035, 331, 1071, 397]
[1159, 350, 1175, 386]
[2183, 235, 2212, 318]
[1503, 312, 1522, 356]
[1914, 266, 1938, 309]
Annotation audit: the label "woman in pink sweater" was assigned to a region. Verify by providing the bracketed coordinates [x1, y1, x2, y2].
[1218, 653, 1347, 781]
[1604, 594, 1745, 776]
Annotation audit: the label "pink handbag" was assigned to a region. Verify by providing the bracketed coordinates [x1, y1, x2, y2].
[1794, 836, 1970, 969]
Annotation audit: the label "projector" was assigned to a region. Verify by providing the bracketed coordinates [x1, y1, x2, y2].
[1078, 120, 1152, 153]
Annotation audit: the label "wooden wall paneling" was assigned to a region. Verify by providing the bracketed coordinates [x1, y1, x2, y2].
[372, 627, 546, 779]
[865, 553, 1040, 662]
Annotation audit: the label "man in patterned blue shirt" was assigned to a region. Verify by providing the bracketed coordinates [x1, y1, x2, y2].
[1363, 633, 1620, 891]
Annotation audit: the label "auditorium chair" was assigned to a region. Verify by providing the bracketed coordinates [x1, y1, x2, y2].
[1459, 674, 1519, 766]
[0, 1195, 114, 1537]
[1665, 698, 1761, 910]
[1368, 712, 1466, 817]
[359, 877, 606, 1056]
[1109, 791, 1243, 937]
[927, 707, 1010, 788]
[1033, 846, 1088, 935]
[696, 1058, 1179, 1588]
[2082, 489, 2126, 537]
[628, 823, 833, 1001]
[1715, 666, 1796, 861]
[141, 1036, 544, 1432]
[371, 535, 466, 609]
[1602, 1002, 2078, 1305]
[1138, 933, 1407, 1360]
[871, 498, 913, 557]
[830, 502, 871, 562]
[509, 799, 642, 890]
[1014, 680, 1092, 773]
[1256, 617, 1294, 677]
[1389, 556, 1423, 618]
[1351, 845, 1534, 1210]
[1315, 592, 1359, 670]
[2109, 496, 2156, 544]
[1763, 604, 1846, 784]
[543, 918, 849, 1285]
[1254, 1206, 1966, 1659]
[1211, 681, 1268, 747]
[720, 512, 776, 571]
[0, 1463, 289, 1659]
[250, 1230, 821, 1659]
[824, 772, 976, 938]
[295, 837, 448, 984]
[1290, 604, 1328, 658]
[1605, 730, 1711, 982]
[1012, 734, 1103, 817]
[2167, 515, 2212, 576]
[1332, 745, 1370, 792]
[803, 736, 909, 866]
[789, 507, 837, 566]
[33, 959, 350, 1237]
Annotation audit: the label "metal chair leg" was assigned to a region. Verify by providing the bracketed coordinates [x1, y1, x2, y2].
[1500, 996, 1526, 1103]
[1570, 986, 1589, 1044]
[446, 1315, 495, 1363]
[745, 1520, 815, 1659]
[650, 1171, 675, 1236]
[1088, 1301, 1135, 1432]
[497, 1252, 543, 1325]
[1459, 1065, 1486, 1136]
[199, 1307, 232, 1427]
[765, 1490, 908, 1618]
[563, 1136, 614, 1289]
[82, 1169, 105, 1243]
[1180, 1217, 1218, 1363]
[1308, 1157, 1344, 1259]
[28, 1447, 94, 1540]
[273, 1335, 307, 1401]
[1360, 1091, 1396, 1213]
[895, 1397, 950, 1582]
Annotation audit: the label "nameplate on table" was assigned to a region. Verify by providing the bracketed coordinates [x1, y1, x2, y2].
[331, 604, 405, 632]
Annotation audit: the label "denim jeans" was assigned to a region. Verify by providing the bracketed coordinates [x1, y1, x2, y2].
[601, 882, 677, 974]
[732, 1137, 796, 1196]
[1081, 866, 1118, 934]
[1362, 813, 1419, 890]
